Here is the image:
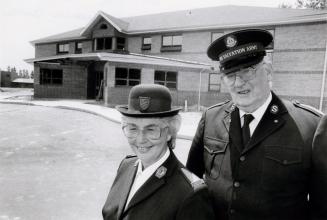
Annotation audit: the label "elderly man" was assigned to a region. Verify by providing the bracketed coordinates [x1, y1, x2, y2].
[102, 84, 215, 220]
[186, 29, 326, 220]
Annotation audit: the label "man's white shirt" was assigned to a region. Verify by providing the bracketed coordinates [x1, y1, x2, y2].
[239, 92, 272, 136]
[125, 148, 170, 208]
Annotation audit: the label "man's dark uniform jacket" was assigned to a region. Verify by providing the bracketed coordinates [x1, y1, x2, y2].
[186, 92, 327, 220]
[102, 151, 215, 220]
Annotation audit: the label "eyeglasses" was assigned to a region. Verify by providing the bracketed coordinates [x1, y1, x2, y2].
[122, 124, 168, 140]
[222, 63, 261, 86]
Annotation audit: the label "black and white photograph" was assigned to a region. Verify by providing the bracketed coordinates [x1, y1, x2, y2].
[1, 0, 327, 219]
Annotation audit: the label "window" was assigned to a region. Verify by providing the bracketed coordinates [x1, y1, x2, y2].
[266, 29, 274, 50]
[161, 35, 182, 52]
[142, 37, 152, 50]
[94, 37, 112, 50]
[75, 42, 82, 54]
[154, 70, 177, 89]
[100, 24, 108, 29]
[209, 73, 221, 91]
[211, 32, 224, 42]
[40, 68, 63, 85]
[116, 37, 126, 50]
[57, 43, 69, 54]
[115, 67, 141, 86]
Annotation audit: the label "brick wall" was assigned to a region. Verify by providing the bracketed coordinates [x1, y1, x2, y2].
[35, 43, 57, 58]
[33, 19, 327, 112]
[34, 63, 88, 99]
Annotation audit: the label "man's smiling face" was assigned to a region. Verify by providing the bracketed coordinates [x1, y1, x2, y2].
[223, 61, 272, 113]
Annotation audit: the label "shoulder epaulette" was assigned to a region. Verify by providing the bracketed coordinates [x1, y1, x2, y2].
[292, 100, 324, 117]
[125, 155, 137, 159]
[180, 168, 205, 190]
[207, 100, 230, 110]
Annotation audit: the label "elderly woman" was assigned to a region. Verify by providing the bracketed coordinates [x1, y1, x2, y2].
[102, 84, 214, 220]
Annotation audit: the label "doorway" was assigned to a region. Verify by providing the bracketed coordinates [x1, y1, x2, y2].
[87, 63, 104, 99]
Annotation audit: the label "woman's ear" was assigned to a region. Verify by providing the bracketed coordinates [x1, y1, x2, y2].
[167, 134, 172, 141]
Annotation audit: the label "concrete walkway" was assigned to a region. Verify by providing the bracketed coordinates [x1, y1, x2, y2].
[0, 88, 201, 140]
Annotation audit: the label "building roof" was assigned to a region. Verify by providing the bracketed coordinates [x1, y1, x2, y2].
[25, 52, 212, 72]
[31, 5, 327, 45]
[12, 78, 34, 84]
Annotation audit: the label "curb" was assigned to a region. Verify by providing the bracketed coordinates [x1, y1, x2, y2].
[0, 100, 193, 140]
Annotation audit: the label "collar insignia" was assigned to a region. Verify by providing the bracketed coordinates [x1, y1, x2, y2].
[225, 35, 237, 48]
[230, 103, 236, 111]
[270, 105, 279, 114]
[155, 166, 167, 179]
[139, 96, 151, 111]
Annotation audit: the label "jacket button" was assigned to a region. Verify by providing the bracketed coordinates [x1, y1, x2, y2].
[234, 181, 240, 188]
[240, 156, 245, 162]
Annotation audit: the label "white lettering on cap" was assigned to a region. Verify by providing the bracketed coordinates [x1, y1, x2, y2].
[219, 43, 259, 62]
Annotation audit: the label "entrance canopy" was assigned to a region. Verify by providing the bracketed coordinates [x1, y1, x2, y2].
[25, 52, 213, 72]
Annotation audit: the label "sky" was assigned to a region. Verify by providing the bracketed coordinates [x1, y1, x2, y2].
[0, 0, 298, 73]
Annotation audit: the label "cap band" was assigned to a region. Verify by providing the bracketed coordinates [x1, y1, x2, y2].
[219, 42, 265, 64]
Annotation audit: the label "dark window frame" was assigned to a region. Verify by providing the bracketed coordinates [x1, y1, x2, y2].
[154, 70, 177, 89]
[115, 67, 141, 87]
[100, 23, 108, 29]
[116, 37, 126, 50]
[94, 37, 113, 51]
[211, 32, 224, 43]
[142, 37, 152, 50]
[39, 68, 63, 85]
[161, 35, 182, 52]
[265, 29, 275, 50]
[57, 43, 69, 54]
[75, 42, 82, 54]
[208, 73, 221, 91]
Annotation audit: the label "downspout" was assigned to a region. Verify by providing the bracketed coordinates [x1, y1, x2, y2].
[319, 39, 327, 111]
[198, 69, 205, 111]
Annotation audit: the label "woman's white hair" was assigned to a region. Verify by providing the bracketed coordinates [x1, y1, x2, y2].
[161, 114, 181, 149]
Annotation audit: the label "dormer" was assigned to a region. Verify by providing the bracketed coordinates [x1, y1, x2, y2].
[80, 11, 129, 53]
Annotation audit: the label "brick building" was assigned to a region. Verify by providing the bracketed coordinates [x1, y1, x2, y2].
[26, 6, 327, 110]
[0, 71, 19, 87]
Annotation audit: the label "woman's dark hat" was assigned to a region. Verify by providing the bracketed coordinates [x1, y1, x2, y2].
[207, 29, 273, 74]
[116, 84, 182, 117]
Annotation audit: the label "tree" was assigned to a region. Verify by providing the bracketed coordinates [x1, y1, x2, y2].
[11, 67, 16, 74]
[279, 3, 293, 8]
[296, 0, 326, 9]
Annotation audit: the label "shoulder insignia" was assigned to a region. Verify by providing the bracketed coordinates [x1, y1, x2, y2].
[155, 166, 167, 179]
[292, 100, 324, 117]
[207, 100, 230, 110]
[181, 168, 205, 190]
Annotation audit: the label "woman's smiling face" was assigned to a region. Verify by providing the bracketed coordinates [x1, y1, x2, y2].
[122, 117, 171, 169]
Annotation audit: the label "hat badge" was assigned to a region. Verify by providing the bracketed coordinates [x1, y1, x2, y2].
[139, 96, 151, 111]
[155, 166, 167, 179]
[270, 105, 279, 114]
[225, 35, 237, 48]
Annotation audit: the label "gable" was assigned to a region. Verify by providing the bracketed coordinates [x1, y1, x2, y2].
[92, 18, 121, 38]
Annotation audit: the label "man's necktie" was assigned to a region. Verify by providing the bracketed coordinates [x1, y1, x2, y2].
[242, 114, 254, 147]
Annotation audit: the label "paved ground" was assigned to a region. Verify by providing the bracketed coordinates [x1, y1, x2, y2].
[0, 104, 191, 220]
[0, 88, 202, 140]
